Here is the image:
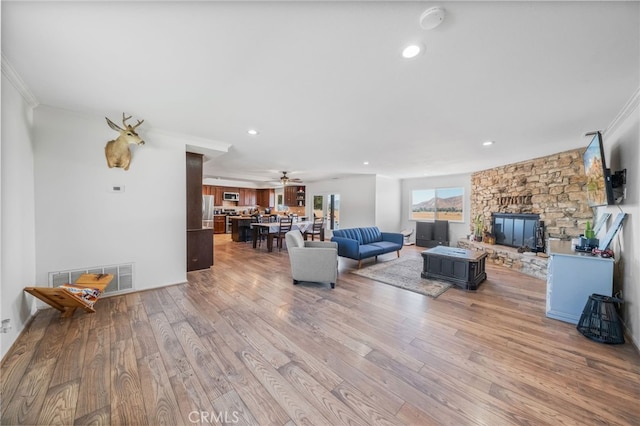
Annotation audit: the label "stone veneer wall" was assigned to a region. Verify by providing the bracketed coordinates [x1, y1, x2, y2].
[458, 239, 548, 280]
[471, 148, 592, 240]
[467, 148, 594, 277]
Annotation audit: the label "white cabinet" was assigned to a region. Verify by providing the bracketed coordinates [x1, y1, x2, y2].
[546, 240, 613, 324]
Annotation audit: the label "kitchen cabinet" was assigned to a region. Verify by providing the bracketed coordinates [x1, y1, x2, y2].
[296, 187, 305, 206]
[239, 188, 257, 206]
[546, 240, 613, 324]
[202, 185, 214, 197]
[203, 185, 271, 207]
[214, 186, 224, 203]
[213, 215, 226, 234]
[257, 189, 275, 208]
[284, 186, 305, 207]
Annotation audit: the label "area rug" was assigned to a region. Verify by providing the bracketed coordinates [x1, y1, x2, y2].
[352, 257, 452, 298]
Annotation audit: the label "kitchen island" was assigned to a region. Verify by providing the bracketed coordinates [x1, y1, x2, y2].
[229, 216, 253, 242]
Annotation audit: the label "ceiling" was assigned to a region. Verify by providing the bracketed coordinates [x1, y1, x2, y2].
[2, 1, 639, 186]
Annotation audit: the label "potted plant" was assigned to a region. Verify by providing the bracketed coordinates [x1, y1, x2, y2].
[584, 220, 598, 248]
[474, 214, 484, 242]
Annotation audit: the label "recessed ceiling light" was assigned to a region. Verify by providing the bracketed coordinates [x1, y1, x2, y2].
[247, 129, 259, 136]
[401, 44, 422, 59]
[363, 161, 369, 165]
[483, 140, 494, 146]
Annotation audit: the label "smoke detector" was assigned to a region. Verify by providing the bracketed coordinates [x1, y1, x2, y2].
[420, 7, 446, 30]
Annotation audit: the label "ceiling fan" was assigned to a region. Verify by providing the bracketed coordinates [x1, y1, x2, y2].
[279, 171, 302, 185]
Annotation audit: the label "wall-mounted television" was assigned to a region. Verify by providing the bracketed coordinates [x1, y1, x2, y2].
[583, 131, 614, 207]
[582, 132, 627, 206]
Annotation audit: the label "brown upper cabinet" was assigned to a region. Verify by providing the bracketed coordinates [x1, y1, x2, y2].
[203, 185, 261, 206]
[257, 188, 275, 208]
[284, 186, 305, 207]
[239, 188, 257, 206]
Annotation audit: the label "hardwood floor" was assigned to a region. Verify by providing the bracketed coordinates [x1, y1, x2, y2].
[2, 234, 639, 425]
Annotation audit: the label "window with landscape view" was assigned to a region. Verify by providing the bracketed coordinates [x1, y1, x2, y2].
[411, 187, 464, 222]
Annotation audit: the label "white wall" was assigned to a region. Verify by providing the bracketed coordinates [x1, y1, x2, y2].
[33, 106, 187, 292]
[601, 90, 639, 347]
[375, 176, 402, 232]
[305, 175, 377, 230]
[304, 174, 401, 232]
[1, 73, 37, 359]
[401, 173, 472, 244]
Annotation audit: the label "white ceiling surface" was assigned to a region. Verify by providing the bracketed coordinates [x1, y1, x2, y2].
[3, 1, 639, 185]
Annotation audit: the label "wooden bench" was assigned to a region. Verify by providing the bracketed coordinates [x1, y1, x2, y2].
[24, 273, 114, 318]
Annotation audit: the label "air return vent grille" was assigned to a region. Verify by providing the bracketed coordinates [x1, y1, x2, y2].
[48, 263, 134, 295]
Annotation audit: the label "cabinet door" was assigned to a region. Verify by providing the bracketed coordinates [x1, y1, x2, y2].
[257, 189, 274, 207]
[247, 189, 257, 206]
[213, 216, 226, 234]
[257, 189, 266, 207]
[213, 186, 224, 204]
[284, 186, 297, 206]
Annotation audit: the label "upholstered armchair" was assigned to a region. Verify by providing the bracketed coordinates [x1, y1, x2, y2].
[285, 230, 338, 288]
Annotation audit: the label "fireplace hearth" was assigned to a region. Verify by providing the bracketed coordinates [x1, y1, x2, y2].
[492, 213, 544, 252]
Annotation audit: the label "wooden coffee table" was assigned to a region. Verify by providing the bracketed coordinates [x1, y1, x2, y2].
[421, 246, 487, 290]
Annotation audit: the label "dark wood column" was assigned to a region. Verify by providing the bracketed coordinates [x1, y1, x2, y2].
[186, 152, 213, 271]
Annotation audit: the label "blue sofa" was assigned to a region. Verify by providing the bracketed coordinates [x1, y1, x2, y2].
[331, 226, 403, 268]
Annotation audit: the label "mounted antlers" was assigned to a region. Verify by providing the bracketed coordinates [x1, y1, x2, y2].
[105, 113, 145, 171]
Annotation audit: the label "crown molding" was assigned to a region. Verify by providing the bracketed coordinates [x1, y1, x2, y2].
[604, 86, 640, 138]
[1, 52, 39, 108]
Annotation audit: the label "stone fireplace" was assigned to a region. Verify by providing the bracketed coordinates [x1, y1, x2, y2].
[470, 148, 591, 242]
[460, 148, 592, 279]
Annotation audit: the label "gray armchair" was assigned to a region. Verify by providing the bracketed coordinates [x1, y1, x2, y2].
[285, 230, 338, 288]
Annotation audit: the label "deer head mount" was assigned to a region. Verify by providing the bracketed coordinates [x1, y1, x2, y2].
[104, 112, 145, 171]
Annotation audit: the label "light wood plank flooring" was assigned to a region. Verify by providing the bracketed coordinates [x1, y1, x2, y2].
[2, 234, 639, 425]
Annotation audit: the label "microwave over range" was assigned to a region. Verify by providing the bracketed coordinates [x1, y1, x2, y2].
[223, 192, 240, 201]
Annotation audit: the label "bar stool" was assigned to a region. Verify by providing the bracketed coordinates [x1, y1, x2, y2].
[576, 294, 625, 344]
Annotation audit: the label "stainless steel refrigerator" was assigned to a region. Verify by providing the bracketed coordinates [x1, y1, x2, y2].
[202, 195, 214, 229]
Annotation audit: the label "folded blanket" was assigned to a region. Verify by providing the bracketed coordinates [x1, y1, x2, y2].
[59, 283, 102, 308]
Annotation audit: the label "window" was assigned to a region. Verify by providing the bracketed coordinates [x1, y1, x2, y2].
[411, 187, 464, 222]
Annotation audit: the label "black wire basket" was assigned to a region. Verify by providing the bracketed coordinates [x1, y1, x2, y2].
[576, 294, 625, 344]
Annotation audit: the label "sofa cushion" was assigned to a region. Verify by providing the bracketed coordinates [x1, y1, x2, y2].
[358, 244, 385, 259]
[332, 228, 363, 244]
[370, 241, 402, 252]
[360, 227, 382, 244]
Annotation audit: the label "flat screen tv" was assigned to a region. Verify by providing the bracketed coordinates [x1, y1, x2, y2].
[583, 131, 615, 207]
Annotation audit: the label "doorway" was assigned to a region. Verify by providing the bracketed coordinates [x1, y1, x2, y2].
[313, 193, 340, 230]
